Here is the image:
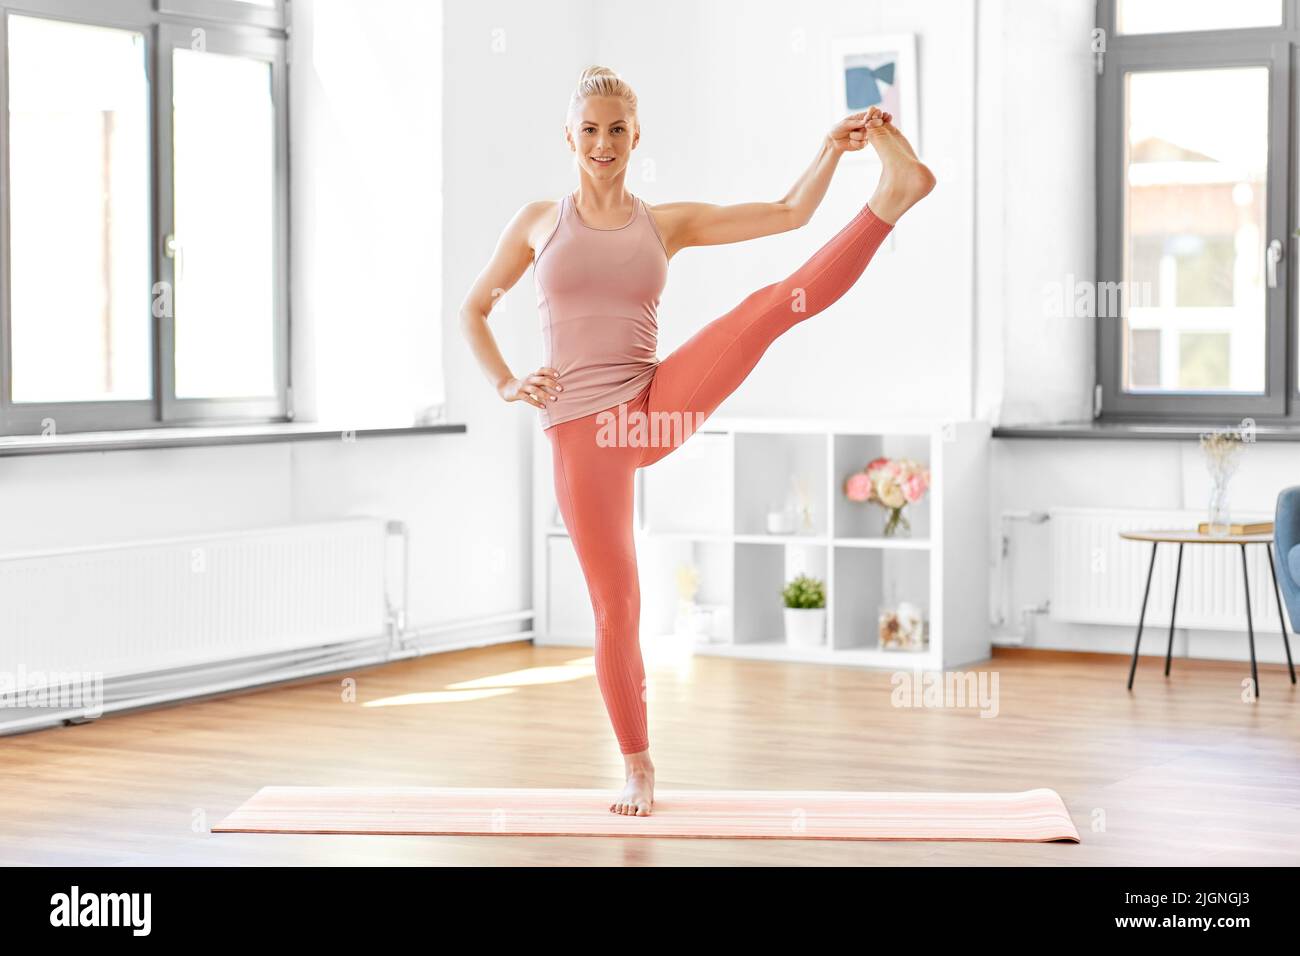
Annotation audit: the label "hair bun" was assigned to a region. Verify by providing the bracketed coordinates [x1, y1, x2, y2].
[580, 65, 618, 83]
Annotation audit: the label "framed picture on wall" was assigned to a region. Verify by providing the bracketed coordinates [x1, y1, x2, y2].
[829, 34, 919, 165]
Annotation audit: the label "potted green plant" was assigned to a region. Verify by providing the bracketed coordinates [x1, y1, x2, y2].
[782, 573, 826, 647]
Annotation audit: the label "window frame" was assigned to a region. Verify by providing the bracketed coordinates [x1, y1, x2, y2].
[157, 22, 288, 423]
[159, 0, 284, 31]
[0, 0, 290, 436]
[1095, 0, 1297, 423]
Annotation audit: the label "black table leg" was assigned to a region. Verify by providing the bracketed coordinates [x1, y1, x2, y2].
[1265, 542, 1297, 684]
[1164, 542, 1183, 677]
[1128, 541, 1158, 691]
[1241, 543, 1259, 698]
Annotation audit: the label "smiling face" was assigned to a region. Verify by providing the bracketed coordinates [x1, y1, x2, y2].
[566, 95, 638, 178]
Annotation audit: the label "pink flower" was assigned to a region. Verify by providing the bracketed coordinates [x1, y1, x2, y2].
[902, 473, 927, 503]
[848, 457, 931, 510]
[844, 472, 874, 502]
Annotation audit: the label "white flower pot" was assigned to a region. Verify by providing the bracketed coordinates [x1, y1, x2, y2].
[766, 510, 795, 534]
[784, 607, 826, 647]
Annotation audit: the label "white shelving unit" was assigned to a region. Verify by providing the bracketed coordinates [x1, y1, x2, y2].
[532, 417, 991, 670]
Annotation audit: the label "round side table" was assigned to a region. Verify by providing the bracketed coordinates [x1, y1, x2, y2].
[1118, 529, 1297, 694]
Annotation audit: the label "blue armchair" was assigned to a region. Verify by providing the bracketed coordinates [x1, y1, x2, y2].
[1276, 486, 1300, 634]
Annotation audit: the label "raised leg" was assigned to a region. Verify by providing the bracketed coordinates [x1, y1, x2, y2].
[1164, 542, 1183, 677]
[636, 202, 895, 469]
[1127, 541, 1158, 691]
[1265, 543, 1297, 683]
[1241, 543, 1259, 698]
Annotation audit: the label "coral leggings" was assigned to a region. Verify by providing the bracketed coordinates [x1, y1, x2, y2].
[545, 200, 894, 754]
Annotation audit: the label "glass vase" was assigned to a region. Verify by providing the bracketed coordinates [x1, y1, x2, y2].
[879, 602, 926, 650]
[1206, 474, 1231, 537]
[882, 506, 911, 538]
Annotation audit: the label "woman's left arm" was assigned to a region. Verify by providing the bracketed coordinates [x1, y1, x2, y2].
[651, 110, 874, 256]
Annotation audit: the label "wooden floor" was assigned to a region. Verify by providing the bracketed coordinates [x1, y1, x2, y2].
[3, 641, 1297, 865]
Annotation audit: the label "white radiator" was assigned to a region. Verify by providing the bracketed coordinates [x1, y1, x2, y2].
[0, 517, 390, 680]
[1049, 507, 1284, 632]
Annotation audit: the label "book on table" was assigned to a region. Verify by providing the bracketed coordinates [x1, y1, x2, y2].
[1195, 521, 1273, 536]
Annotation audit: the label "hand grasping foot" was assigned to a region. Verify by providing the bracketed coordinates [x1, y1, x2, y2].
[860, 106, 936, 225]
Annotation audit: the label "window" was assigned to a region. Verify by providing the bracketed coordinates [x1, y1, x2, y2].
[1115, 0, 1283, 35]
[0, 0, 288, 435]
[1096, 0, 1292, 421]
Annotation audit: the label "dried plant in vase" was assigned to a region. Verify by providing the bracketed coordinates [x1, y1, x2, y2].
[787, 475, 815, 534]
[1199, 429, 1244, 536]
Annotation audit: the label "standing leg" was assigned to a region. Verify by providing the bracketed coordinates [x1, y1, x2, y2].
[546, 410, 656, 816]
[1241, 543, 1259, 698]
[1127, 541, 1158, 691]
[637, 200, 895, 468]
[1164, 543, 1183, 676]
[548, 416, 647, 754]
[1265, 543, 1297, 683]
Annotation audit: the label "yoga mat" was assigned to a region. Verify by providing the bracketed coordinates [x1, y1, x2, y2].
[212, 786, 1080, 842]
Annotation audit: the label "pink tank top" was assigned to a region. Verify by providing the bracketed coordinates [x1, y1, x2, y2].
[533, 191, 669, 429]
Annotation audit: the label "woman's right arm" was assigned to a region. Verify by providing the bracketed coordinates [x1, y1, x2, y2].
[458, 202, 563, 411]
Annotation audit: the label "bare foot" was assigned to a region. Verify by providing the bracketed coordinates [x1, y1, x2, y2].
[611, 765, 655, 816]
[862, 108, 935, 225]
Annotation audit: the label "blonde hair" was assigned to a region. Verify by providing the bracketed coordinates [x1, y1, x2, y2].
[567, 65, 638, 129]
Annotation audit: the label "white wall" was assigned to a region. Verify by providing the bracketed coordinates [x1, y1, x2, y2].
[291, 0, 445, 427]
[975, 0, 1096, 426]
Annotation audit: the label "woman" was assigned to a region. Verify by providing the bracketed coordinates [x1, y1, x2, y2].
[461, 66, 934, 816]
